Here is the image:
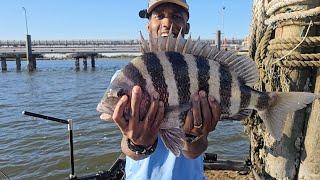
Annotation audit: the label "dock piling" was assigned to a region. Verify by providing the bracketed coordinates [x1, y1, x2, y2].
[91, 55, 95, 68]
[16, 55, 21, 71]
[26, 35, 34, 72]
[83, 57, 87, 70]
[216, 30, 221, 51]
[75, 57, 80, 71]
[32, 56, 36, 70]
[1, 57, 7, 71]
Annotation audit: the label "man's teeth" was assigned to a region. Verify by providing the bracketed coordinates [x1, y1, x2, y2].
[161, 33, 169, 37]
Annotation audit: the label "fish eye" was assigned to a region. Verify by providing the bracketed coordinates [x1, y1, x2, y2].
[106, 88, 124, 98]
[117, 88, 126, 97]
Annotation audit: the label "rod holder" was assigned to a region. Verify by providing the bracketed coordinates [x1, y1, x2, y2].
[22, 111, 76, 178]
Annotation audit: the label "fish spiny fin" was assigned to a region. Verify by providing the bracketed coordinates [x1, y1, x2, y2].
[182, 35, 192, 54]
[166, 24, 175, 51]
[193, 38, 208, 56]
[160, 128, 184, 156]
[139, 32, 150, 53]
[258, 92, 316, 140]
[140, 34, 258, 86]
[149, 33, 158, 52]
[206, 47, 220, 59]
[209, 49, 258, 87]
[191, 37, 201, 54]
[158, 37, 167, 51]
[199, 43, 212, 58]
[174, 27, 185, 53]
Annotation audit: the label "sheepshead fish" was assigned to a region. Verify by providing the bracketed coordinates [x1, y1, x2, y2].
[97, 30, 316, 156]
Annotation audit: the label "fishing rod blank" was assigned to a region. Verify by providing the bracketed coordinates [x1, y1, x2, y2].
[22, 111, 69, 124]
[22, 111, 76, 179]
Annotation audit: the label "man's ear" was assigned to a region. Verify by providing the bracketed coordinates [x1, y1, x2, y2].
[185, 23, 190, 34]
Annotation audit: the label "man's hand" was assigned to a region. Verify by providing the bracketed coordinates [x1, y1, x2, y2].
[113, 86, 164, 148]
[182, 91, 221, 159]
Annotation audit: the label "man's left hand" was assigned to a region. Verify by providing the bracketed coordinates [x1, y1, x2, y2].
[183, 91, 221, 137]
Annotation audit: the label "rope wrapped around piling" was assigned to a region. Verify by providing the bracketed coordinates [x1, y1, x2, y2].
[246, 0, 320, 176]
[251, 0, 320, 69]
[268, 36, 320, 50]
[265, 6, 320, 26]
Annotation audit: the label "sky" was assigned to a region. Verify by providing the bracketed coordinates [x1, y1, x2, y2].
[0, 0, 253, 40]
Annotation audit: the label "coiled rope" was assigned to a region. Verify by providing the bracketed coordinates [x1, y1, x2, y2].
[268, 36, 320, 49]
[266, 0, 311, 16]
[251, 0, 320, 70]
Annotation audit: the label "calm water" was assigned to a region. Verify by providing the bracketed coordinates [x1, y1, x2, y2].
[0, 59, 249, 179]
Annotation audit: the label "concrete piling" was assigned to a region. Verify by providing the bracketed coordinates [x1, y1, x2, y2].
[91, 55, 95, 68]
[32, 56, 36, 70]
[75, 57, 80, 71]
[16, 56, 21, 71]
[1, 57, 7, 71]
[83, 57, 87, 70]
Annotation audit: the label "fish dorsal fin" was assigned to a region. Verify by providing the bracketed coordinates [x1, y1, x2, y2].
[166, 24, 176, 51]
[139, 33, 258, 86]
[139, 31, 150, 53]
[210, 49, 258, 86]
[175, 28, 186, 52]
[182, 35, 192, 54]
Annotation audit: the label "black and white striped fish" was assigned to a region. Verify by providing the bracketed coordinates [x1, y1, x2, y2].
[97, 30, 316, 156]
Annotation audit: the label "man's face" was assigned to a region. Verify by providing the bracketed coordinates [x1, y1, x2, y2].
[147, 3, 189, 38]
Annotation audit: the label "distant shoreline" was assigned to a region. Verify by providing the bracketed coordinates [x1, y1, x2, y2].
[3, 52, 142, 61]
[4, 57, 136, 61]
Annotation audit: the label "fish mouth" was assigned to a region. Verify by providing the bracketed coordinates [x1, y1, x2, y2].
[97, 102, 115, 120]
[100, 113, 113, 120]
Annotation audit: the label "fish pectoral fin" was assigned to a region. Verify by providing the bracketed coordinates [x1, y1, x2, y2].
[160, 128, 185, 157]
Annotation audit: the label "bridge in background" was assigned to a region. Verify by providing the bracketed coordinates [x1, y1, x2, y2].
[0, 39, 245, 72]
[0, 39, 244, 54]
[0, 40, 142, 54]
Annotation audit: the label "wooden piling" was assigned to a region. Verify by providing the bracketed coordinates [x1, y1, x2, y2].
[16, 55, 21, 71]
[251, 1, 320, 179]
[26, 35, 34, 72]
[298, 2, 320, 177]
[1, 57, 7, 71]
[91, 55, 95, 68]
[298, 69, 320, 180]
[32, 56, 36, 70]
[83, 57, 87, 70]
[75, 57, 80, 71]
[262, 26, 313, 179]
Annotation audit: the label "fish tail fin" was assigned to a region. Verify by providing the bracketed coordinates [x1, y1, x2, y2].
[257, 92, 316, 141]
[160, 128, 184, 156]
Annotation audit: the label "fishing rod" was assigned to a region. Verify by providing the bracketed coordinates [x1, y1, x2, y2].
[22, 111, 76, 179]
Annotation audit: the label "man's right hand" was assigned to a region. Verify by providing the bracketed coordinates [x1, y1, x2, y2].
[112, 86, 164, 148]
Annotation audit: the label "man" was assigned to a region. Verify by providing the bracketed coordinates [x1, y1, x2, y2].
[111, 0, 221, 179]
